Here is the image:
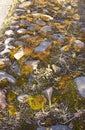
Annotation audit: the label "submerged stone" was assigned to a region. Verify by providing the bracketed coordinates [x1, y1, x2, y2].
[74, 76, 85, 98]
[0, 71, 16, 84]
[34, 41, 52, 53]
[37, 125, 73, 130]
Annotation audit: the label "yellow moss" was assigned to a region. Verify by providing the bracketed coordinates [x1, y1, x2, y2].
[20, 65, 33, 75]
[0, 79, 8, 88]
[0, 65, 6, 70]
[25, 94, 47, 110]
[8, 103, 17, 117]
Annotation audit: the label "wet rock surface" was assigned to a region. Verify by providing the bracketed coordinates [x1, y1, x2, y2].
[0, 0, 85, 130]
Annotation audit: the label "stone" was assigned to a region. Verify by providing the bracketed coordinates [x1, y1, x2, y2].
[74, 76, 85, 98]
[10, 25, 19, 30]
[37, 125, 72, 130]
[41, 26, 52, 32]
[34, 41, 52, 53]
[17, 28, 26, 34]
[11, 63, 20, 75]
[73, 40, 85, 48]
[0, 71, 16, 84]
[4, 38, 14, 45]
[27, 26, 35, 31]
[42, 87, 53, 107]
[15, 8, 25, 12]
[14, 48, 24, 60]
[25, 60, 40, 70]
[51, 33, 65, 42]
[15, 41, 27, 46]
[32, 13, 53, 20]
[0, 90, 7, 109]
[0, 58, 11, 65]
[0, 48, 12, 55]
[20, 34, 30, 39]
[36, 20, 46, 26]
[52, 64, 61, 73]
[20, 19, 31, 26]
[5, 30, 14, 36]
[19, 1, 32, 8]
[17, 94, 28, 103]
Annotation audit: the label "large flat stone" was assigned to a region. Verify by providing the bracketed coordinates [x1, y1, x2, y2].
[37, 125, 72, 130]
[74, 76, 85, 98]
[34, 41, 52, 53]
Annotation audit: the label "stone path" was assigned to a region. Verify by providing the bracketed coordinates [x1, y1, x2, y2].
[0, 0, 85, 130]
[0, 0, 13, 29]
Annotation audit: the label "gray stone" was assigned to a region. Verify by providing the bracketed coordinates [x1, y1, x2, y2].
[19, 1, 32, 8]
[41, 26, 52, 32]
[17, 94, 28, 103]
[27, 26, 35, 31]
[20, 34, 30, 39]
[25, 60, 40, 70]
[4, 38, 14, 45]
[10, 25, 19, 30]
[15, 41, 27, 46]
[74, 76, 85, 98]
[36, 20, 46, 25]
[5, 30, 14, 36]
[0, 71, 16, 84]
[14, 48, 24, 60]
[20, 19, 31, 26]
[51, 33, 65, 42]
[34, 41, 52, 53]
[17, 28, 26, 34]
[37, 125, 72, 130]
[73, 40, 85, 48]
[11, 62, 20, 75]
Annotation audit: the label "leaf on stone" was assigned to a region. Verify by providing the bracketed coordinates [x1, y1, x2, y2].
[42, 87, 53, 107]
